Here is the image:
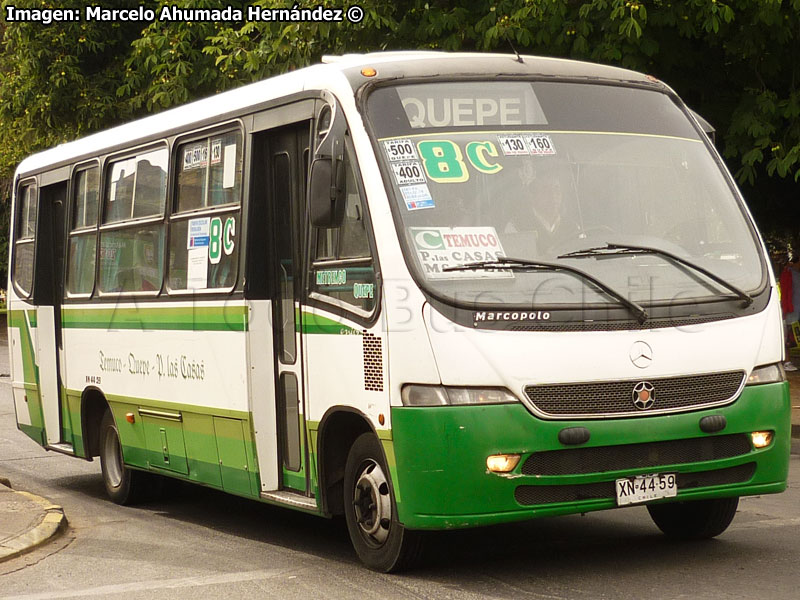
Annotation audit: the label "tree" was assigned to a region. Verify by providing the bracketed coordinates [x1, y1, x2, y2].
[1, 1, 799, 282]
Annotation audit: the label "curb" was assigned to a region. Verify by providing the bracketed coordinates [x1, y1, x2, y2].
[0, 482, 67, 563]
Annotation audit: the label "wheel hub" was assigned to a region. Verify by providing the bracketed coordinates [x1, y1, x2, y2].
[353, 459, 392, 546]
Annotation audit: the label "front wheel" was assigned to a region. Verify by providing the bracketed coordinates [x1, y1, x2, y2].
[99, 410, 155, 504]
[343, 433, 423, 572]
[647, 496, 739, 539]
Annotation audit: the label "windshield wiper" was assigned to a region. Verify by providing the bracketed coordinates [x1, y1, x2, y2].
[558, 243, 753, 306]
[442, 256, 649, 323]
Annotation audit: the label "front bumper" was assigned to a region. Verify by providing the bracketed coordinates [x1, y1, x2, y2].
[390, 381, 790, 530]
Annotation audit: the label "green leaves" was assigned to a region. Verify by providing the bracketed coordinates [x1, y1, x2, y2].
[1, 0, 799, 252]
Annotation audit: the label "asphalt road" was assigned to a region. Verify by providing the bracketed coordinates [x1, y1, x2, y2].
[1, 332, 799, 599]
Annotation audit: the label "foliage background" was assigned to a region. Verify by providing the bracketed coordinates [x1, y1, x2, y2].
[2, 0, 799, 283]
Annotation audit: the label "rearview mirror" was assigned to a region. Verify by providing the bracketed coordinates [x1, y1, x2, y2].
[310, 100, 347, 227]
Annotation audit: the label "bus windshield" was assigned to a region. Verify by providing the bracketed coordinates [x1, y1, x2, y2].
[366, 81, 764, 309]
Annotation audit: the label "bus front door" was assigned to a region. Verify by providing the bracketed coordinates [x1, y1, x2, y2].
[266, 122, 312, 494]
[34, 179, 69, 449]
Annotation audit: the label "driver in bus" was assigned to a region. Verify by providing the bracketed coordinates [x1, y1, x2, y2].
[503, 162, 580, 256]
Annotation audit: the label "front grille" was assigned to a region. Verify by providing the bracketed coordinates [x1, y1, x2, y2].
[521, 434, 752, 476]
[514, 463, 756, 506]
[524, 371, 745, 418]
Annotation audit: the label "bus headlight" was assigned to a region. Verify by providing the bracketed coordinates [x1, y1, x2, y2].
[746, 364, 787, 386]
[401, 385, 519, 407]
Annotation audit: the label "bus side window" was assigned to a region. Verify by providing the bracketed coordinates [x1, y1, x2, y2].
[310, 146, 377, 313]
[168, 130, 242, 292]
[103, 147, 167, 224]
[66, 166, 99, 296]
[98, 146, 168, 295]
[13, 181, 37, 298]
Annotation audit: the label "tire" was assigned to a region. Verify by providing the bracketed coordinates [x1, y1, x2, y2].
[647, 496, 739, 540]
[99, 410, 157, 505]
[343, 433, 424, 572]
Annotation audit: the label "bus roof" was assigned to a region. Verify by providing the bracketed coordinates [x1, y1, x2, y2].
[15, 51, 656, 178]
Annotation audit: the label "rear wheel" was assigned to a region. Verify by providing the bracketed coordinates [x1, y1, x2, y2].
[343, 433, 423, 572]
[99, 410, 156, 504]
[647, 497, 739, 539]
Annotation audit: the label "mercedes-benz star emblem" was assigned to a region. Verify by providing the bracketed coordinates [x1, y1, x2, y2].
[629, 341, 653, 369]
[632, 381, 656, 410]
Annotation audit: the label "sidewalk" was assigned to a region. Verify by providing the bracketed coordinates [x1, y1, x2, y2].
[0, 477, 66, 562]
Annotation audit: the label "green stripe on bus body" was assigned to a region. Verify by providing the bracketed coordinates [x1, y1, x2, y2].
[108, 399, 259, 498]
[297, 311, 360, 335]
[7, 309, 36, 329]
[8, 311, 40, 384]
[11, 313, 45, 435]
[122, 443, 259, 499]
[65, 391, 87, 457]
[89, 392, 251, 421]
[61, 305, 249, 332]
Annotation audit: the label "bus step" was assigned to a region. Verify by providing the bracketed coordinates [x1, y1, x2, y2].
[261, 490, 318, 511]
[47, 443, 75, 456]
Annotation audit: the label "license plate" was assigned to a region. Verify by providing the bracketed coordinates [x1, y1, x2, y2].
[615, 473, 677, 506]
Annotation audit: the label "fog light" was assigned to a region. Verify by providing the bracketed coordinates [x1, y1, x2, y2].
[486, 454, 520, 473]
[751, 431, 774, 448]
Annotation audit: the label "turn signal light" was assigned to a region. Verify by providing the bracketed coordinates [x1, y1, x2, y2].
[361, 67, 377, 77]
[751, 431, 773, 449]
[486, 454, 520, 473]
[126, 413, 136, 424]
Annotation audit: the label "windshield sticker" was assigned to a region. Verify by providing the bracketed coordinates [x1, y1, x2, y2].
[465, 142, 502, 174]
[410, 226, 513, 279]
[526, 134, 556, 155]
[384, 138, 418, 161]
[497, 135, 530, 156]
[400, 184, 435, 210]
[391, 160, 426, 185]
[418, 140, 469, 183]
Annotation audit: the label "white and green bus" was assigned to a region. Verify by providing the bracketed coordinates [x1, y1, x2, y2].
[7, 52, 790, 571]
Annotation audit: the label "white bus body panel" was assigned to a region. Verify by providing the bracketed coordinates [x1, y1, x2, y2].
[247, 300, 279, 492]
[35, 306, 61, 444]
[303, 305, 391, 427]
[9, 325, 32, 427]
[61, 305, 249, 413]
[421, 293, 782, 395]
